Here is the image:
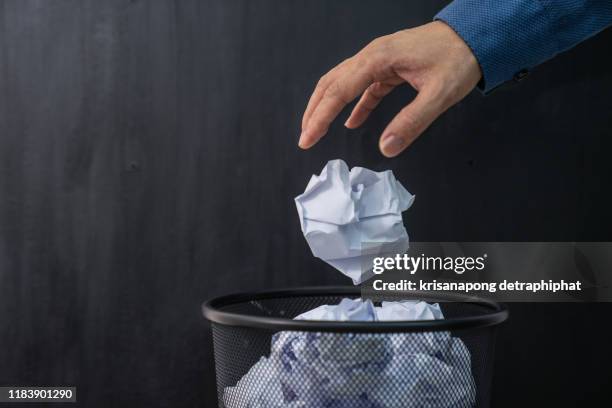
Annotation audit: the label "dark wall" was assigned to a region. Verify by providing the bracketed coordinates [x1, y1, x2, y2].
[0, 1, 611, 407]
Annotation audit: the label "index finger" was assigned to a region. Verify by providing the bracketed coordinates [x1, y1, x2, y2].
[301, 58, 354, 132]
[299, 62, 374, 149]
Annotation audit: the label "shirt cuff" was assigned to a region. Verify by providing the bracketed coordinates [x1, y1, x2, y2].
[435, 0, 558, 93]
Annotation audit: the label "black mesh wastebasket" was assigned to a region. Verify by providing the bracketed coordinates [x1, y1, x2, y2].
[202, 286, 508, 408]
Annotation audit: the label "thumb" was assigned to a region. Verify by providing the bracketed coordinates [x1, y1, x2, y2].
[379, 87, 446, 158]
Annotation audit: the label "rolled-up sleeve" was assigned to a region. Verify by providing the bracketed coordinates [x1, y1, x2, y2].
[435, 0, 612, 93]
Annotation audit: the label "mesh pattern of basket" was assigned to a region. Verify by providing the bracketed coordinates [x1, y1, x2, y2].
[203, 287, 508, 408]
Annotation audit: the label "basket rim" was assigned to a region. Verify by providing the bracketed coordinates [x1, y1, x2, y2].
[202, 286, 508, 333]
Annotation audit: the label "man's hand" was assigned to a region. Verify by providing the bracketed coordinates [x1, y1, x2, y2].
[298, 21, 481, 157]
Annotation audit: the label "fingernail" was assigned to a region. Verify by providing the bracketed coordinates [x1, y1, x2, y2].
[298, 130, 307, 148]
[380, 134, 404, 157]
[344, 118, 351, 128]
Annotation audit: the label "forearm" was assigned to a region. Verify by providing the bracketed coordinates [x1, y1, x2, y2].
[435, 0, 612, 93]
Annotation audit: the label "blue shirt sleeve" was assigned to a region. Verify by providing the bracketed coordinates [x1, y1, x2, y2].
[435, 0, 612, 93]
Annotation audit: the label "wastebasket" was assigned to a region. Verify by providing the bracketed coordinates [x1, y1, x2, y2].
[202, 286, 508, 408]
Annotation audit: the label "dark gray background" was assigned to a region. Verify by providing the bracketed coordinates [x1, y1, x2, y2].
[0, 0, 611, 407]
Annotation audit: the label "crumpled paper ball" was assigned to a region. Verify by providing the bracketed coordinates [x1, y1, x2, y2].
[270, 299, 391, 406]
[223, 299, 476, 408]
[295, 159, 415, 284]
[222, 356, 290, 408]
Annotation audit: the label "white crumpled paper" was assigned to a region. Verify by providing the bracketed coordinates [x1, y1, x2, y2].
[295, 159, 415, 285]
[223, 298, 476, 408]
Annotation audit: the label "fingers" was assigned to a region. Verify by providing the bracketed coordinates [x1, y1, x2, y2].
[299, 60, 374, 149]
[301, 60, 350, 131]
[345, 81, 396, 129]
[379, 87, 446, 158]
[301, 82, 326, 132]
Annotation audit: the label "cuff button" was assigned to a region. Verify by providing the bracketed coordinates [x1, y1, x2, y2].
[514, 69, 530, 82]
